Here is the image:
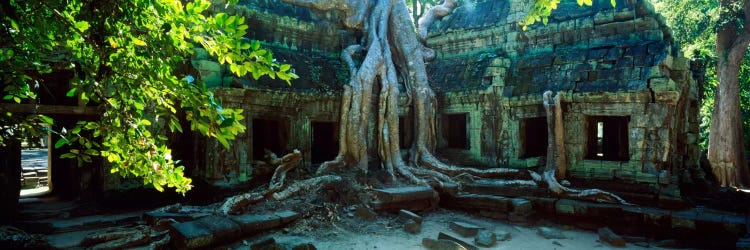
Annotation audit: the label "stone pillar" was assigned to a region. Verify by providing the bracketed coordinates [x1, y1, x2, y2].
[50, 119, 82, 200]
[0, 138, 21, 224]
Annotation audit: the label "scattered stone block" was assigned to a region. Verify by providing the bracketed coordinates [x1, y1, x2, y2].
[449, 221, 484, 237]
[170, 211, 299, 249]
[250, 237, 277, 250]
[537, 227, 566, 239]
[374, 186, 436, 203]
[621, 235, 647, 243]
[496, 230, 511, 241]
[404, 219, 421, 234]
[292, 243, 317, 250]
[371, 186, 439, 212]
[399, 209, 423, 223]
[597, 227, 626, 247]
[653, 239, 681, 248]
[355, 206, 377, 221]
[231, 210, 300, 235]
[438, 232, 479, 250]
[474, 230, 497, 247]
[510, 198, 533, 216]
[422, 238, 468, 250]
[168, 219, 217, 249]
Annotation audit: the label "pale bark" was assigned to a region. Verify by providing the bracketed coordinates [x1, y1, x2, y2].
[708, 0, 750, 187]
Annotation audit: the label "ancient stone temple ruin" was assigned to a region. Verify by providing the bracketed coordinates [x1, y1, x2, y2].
[10, 0, 748, 249]
[183, 0, 700, 203]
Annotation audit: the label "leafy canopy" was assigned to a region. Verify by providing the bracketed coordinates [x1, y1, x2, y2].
[0, 0, 297, 194]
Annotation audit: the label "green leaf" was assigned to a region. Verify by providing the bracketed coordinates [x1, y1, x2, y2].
[74, 21, 90, 32]
[132, 37, 147, 46]
[9, 19, 18, 30]
[134, 101, 145, 110]
[219, 117, 235, 128]
[140, 119, 152, 126]
[66, 88, 77, 97]
[54, 138, 68, 149]
[610, 0, 616, 7]
[577, 0, 584, 6]
[80, 92, 89, 104]
[60, 153, 77, 159]
[280, 64, 291, 72]
[38, 115, 54, 125]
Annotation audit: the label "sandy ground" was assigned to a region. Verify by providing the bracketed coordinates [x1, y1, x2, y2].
[226, 209, 665, 250]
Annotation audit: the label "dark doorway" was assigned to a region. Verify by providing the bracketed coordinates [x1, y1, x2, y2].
[520, 117, 548, 158]
[443, 113, 469, 149]
[311, 121, 338, 164]
[399, 116, 413, 149]
[252, 118, 289, 161]
[586, 116, 630, 161]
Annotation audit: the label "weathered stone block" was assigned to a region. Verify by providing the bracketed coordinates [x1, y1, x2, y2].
[474, 230, 497, 247]
[230, 210, 300, 235]
[449, 221, 484, 237]
[537, 227, 566, 239]
[355, 206, 377, 221]
[438, 232, 479, 250]
[373, 186, 436, 203]
[598, 227, 626, 247]
[404, 219, 421, 234]
[169, 215, 250, 249]
[398, 209, 423, 224]
[422, 238, 467, 250]
[511, 198, 533, 216]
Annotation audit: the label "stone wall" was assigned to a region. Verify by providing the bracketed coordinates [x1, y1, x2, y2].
[423, 0, 700, 195]
[193, 0, 702, 197]
[196, 88, 340, 185]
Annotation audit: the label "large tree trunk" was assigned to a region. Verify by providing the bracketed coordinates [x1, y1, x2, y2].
[231, 0, 631, 213]
[708, 0, 750, 187]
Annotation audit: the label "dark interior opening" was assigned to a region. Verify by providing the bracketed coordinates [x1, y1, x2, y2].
[520, 117, 548, 158]
[311, 121, 338, 164]
[586, 116, 630, 161]
[443, 113, 469, 149]
[252, 118, 289, 161]
[399, 116, 413, 149]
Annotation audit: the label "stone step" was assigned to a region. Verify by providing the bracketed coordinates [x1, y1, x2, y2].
[370, 186, 439, 212]
[168, 210, 299, 249]
[16, 211, 142, 234]
[373, 186, 437, 203]
[462, 181, 550, 198]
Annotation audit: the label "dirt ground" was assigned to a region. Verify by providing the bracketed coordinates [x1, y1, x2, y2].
[222, 208, 667, 250]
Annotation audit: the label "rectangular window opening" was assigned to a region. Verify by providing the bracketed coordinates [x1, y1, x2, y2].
[252, 118, 289, 161]
[586, 116, 630, 161]
[443, 113, 469, 149]
[311, 121, 338, 164]
[520, 117, 548, 158]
